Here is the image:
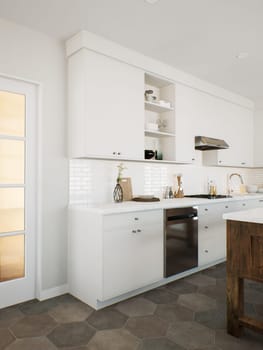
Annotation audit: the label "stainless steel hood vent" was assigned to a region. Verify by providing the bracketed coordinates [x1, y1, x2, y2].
[195, 136, 229, 150]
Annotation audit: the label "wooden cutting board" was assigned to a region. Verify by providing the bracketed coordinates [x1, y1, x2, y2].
[119, 177, 133, 201]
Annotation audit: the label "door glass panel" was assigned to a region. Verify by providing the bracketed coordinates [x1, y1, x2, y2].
[0, 91, 25, 136]
[0, 140, 24, 184]
[0, 234, 25, 282]
[0, 188, 24, 233]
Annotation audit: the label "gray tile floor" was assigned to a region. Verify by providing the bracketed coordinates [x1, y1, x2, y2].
[1, 263, 263, 349]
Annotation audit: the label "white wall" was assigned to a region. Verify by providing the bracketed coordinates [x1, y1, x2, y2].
[0, 19, 68, 294]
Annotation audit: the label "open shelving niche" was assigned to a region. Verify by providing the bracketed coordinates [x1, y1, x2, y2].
[144, 73, 175, 162]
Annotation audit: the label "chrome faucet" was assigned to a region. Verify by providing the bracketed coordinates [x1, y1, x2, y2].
[228, 173, 244, 193]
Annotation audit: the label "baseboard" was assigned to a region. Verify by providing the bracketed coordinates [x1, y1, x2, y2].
[38, 284, 69, 301]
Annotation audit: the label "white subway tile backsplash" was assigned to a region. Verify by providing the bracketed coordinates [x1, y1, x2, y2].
[69, 159, 263, 205]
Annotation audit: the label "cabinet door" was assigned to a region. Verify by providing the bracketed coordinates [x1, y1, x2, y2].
[101, 210, 163, 300]
[175, 84, 197, 163]
[201, 99, 253, 167]
[68, 49, 144, 159]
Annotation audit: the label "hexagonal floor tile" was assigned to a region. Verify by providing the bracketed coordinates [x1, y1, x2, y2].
[5, 337, 57, 350]
[198, 284, 226, 304]
[87, 308, 127, 330]
[86, 329, 139, 350]
[165, 279, 198, 295]
[0, 307, 24, 328]
[48, 301, 93, 323]
[115, 297, 156, 317]
[195, 307, 226, 329]
[215, 329, 263, 350]
[47, 321, 95, 348]
[125, 315, 168, 338]
[167, 321, 215, 349]
[138, 337, 184, 350]
[202, 263, 226, 280]
[143, 288, 178, 305]
[0, 328, 15, 349]
[177, 293, 216, 312]
[18, 298, 58, 315]
[155, 303, 194, 323]
[185, 274, 216, 288]
[10, 314, 57, 338]
[244, 288, 263, 305]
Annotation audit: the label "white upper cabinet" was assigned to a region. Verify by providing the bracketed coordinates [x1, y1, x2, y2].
[254, 109, 263, 167]
[176, 85, 254, 167]
[174, 83, 198, 163]
[68, 49, 144, 159]
[202, 99, 253, 167]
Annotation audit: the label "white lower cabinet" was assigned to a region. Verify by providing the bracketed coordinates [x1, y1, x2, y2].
[102, 220, 163, 301]
[198, 198, 263, 266]
[68, 208, 163, 309]
[198, 201, 240, 266]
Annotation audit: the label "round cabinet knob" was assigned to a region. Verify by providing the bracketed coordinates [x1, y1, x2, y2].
[134, 217, 139, 221]
[117, 152, 121, 155]
[205, 208, 208, 211]
[205, 249, 209, 253]
[131, 230, 137, 233]
[192, 158, 195, 161]
[137, 229, 142, 233]
[242, 203, 246, 206]
[225, 205, 229, 209]
[113, 152, 116, 155]
[241, 162, 246, 165]
[219, 160, 222, 164]
[205, 226, 209, 229]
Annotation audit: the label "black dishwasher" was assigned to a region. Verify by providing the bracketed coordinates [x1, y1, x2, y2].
[164, 207, 198, 277]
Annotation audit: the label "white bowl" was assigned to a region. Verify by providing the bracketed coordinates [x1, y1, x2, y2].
[246, 185, 258, 193]
[146, 122, 158, 131]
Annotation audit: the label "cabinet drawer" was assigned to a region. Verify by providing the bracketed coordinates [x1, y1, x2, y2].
[103, 209, 163, 231]
[199, 236, 226, 266]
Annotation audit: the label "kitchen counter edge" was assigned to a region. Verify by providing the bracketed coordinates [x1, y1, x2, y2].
[69, 194, 263, 215]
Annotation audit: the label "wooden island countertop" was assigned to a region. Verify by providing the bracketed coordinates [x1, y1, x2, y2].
[223, 208, 263, 337]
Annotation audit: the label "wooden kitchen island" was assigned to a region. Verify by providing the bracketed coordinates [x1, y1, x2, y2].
[223, 208, 263, 337]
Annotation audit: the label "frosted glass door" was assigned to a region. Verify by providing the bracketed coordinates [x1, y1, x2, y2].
[0, 77, 36, 308]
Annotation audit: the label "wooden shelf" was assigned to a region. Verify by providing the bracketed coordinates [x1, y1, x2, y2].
[144, 101, 174, 113]
[144, 130, 175, 138]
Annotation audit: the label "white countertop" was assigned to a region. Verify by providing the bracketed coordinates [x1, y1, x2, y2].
[69, 193, 263, 214]
[223, 207, 263, 224]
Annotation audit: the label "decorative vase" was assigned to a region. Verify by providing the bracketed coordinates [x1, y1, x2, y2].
[113, 180, 123, 203]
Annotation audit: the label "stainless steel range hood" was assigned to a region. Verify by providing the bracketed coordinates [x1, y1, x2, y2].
[195, 136, 229, 150]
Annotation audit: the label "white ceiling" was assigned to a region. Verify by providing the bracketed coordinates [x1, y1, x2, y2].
[0, 0, 263, 106]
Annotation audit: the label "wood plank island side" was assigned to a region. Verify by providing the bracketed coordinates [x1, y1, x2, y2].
[226, 219, 263, 337]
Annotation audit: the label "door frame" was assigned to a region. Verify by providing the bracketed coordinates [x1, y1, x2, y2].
[0, 73, 42, 306]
